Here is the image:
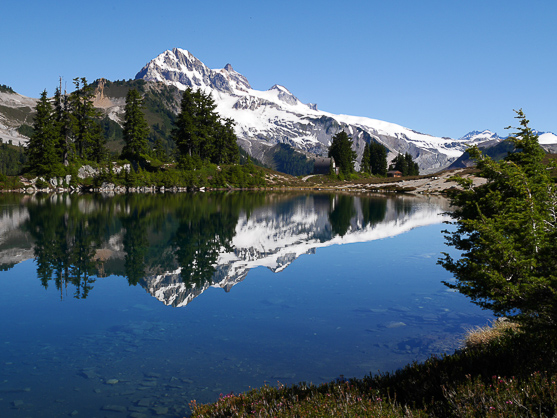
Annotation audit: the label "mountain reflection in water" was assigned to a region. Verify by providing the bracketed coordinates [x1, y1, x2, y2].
[0, 192, 493, 417]
[0, 192, 450, 307]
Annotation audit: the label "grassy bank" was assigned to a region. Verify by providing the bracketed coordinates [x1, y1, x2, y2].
[189, 322, 557, 417]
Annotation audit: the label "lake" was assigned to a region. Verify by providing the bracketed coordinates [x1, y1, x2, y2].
[0, 192, 492, 417]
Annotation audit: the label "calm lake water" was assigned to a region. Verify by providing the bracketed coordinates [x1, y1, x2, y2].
[0, 192, 492, 417]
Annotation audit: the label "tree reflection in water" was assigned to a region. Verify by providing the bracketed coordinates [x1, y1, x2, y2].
[7, 192, 448, 302]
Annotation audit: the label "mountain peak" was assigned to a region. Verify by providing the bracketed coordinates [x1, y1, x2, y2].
[459, 130, 500, 142]
[135, 48, 252, 93]
[268, 84, 299, 106]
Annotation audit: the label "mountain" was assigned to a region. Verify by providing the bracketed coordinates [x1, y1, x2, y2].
[458, 130, 502, 143]
[447, 129, 557, 169]
[0, 89, 36, 147]
[133, 48, 480, 173]
[3, 48, 557, 173]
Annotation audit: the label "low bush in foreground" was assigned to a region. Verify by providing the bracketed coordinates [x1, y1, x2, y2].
[190, 325, 557, 417]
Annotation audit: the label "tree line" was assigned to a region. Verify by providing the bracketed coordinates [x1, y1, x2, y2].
[327, 130, 419, 177]
[26, 78, 108, 176]
[23, 80, 244, 184]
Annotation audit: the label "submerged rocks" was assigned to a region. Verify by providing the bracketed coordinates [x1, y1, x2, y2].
[102, 404, 127, 412]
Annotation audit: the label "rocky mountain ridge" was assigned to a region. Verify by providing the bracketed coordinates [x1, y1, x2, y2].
[2, 48, 557, 173]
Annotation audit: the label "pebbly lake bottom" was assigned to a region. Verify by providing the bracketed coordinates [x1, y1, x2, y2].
[0, 222, 492, 418]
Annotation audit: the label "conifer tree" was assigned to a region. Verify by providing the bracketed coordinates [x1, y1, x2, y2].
[68, 78, 105, 161]
[173, 88, 197, 159]
[389, 152, 419, 176]
[26, 90, 58, 175]
[369, 142, 388, 176]
[404, 152, 419, 176]
[213, 118, 239, 165]
[53, 85, 73, 166]
[121, 89, 150, 163]
[153, 137, 168, 162]
[172, 87, 239, 166]
[361, 143, 371, 174]
[439, 110, 557, 329]
[328, 131, 356, 176]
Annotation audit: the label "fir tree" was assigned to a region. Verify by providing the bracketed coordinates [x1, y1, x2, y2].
[404, 152, 419, 176]
[68, 78, 105, 161]
[328, 131, 356, 176]
[25, 90, 58, 175]
[389, 152, 419, 176]
[439, 110, 557, 329]
[53, 85, 73, 166]
[369, 142, 388, 176]
[153, 137, 168, 162]
[121, 88, 150, 163]
[361, 143, 371, 174]
[173, 88, 200, 160]
[172, 87, 239, 166]
[213, 118, 239, 165]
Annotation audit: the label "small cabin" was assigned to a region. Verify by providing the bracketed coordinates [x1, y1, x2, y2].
[387, 170, 403, 178]
[313, 157, 335, 175]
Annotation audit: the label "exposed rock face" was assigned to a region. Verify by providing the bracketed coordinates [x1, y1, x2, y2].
[0, 91, 36, 146]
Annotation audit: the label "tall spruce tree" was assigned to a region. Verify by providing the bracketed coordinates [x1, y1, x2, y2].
[68, 78, 105, 161]
[172, 87, 239, 166]
[361, 143, 371, 174]
[173, 88, 197, 159]
[213, 118, 239, 165]
[328, 131, 356, 176]
[369, 142, 388, 176]
[389, 152, 419, 176]
[26, 90, 58, 175]
[439, 110, 557, 329]
[121, 89, 150, 163]
[53, 85, 73, 166]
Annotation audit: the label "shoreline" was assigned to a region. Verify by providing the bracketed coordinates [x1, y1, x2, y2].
[2, 168, 485, 195]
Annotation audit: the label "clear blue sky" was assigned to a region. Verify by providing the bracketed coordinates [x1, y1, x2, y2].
[2, 0, 556, 139]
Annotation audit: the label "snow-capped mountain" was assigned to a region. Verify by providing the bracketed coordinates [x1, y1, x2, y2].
[135, 48, 479, 173]
[459, 130, 502, 143]
[456, 129, 557, 153]
[3, 47, 557, 172]
[536, 131, 557, 151]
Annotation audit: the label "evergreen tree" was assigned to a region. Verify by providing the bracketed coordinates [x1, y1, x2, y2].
[25, 90, 58, 175]
[53, 85, 73, 166]
[369, 142, 388, 176]
[405, 152, 419, 176]
[361, 143, 371, 174]
[328, 131, 356, 176]
[439, 110, 557, 329]
[88, 120, 108, 164]
[213, 118, 240, 165]
[68, 78, 105, 161]
[172, 87, 239, 166]
[121, 88, 150, 163]
[172, 88, 197, 159]
[153, 137, 168, 162]
[389, 152, 419, 176]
